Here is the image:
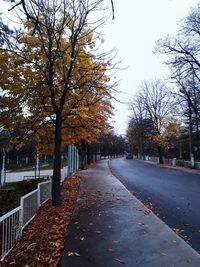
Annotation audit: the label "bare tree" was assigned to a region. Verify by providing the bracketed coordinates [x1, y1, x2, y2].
[128, 94, 149, 159]
[138, 79, 175, 163]
[156, 6, 200, 164]
[156, 6, 200, 119]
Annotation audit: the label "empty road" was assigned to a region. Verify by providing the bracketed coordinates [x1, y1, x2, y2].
[109, 157, 200, 253]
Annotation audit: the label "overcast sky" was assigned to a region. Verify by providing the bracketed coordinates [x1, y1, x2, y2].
[102, 0, 199, 136]
[1, 0, 199, 136]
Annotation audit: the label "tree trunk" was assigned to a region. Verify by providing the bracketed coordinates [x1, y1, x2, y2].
[52, 115, 62, 206]
[80, 139, 86, 170]
[188, 102, 194, 167]
[87, 143, 90, 165]
[158, 146, 163, 164]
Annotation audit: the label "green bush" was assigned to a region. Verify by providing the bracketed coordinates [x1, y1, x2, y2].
[0, 179, 44, 216]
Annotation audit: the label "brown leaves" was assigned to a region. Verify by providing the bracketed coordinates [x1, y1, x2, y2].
[2, 175, 84, 267]
[129, 190, 140, 196]
[173, 228, 188, 241]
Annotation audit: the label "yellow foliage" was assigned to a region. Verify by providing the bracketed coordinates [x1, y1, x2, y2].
[0, 16, 113, 155]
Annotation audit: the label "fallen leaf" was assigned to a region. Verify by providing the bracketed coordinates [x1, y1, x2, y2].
[94, 230, 101, 234]
[129, 190, 139, 196]
[107, 248, 115, 253]
[114, 258, 126, 264]
[67, 251, 74, 257]
[52, 240, 61, 248]
[74, 252, 81, 257]
[67, 251, 81, 257]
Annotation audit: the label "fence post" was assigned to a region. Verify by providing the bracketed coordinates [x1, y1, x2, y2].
[37, 183, 41, 207]
[75, 147, 77, 171]
[72, 145, 74, 173]
[67, 145, 72, 177]
[20, 198, 24, 233]
[74, 146, 76, 172]
[77, 149, 79, 170]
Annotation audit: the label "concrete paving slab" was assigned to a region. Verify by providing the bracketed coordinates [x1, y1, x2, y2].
[61, 160, 200, 267]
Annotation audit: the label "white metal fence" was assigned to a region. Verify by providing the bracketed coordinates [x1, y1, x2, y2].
[0, 144, 93, 261]
[67, 145, 80, 176]
[61, 167, 68, 183]
[0, 179, 51, 261]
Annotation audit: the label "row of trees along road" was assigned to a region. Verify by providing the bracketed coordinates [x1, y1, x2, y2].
[128, 6, 200, 165]
[127, 79, 178, 164]
[99, 131, 127, 158]
[0, 0, 117, 205]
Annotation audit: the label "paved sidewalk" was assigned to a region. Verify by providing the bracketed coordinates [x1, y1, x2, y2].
[61, 160, 200, 267]
[144, 159, 200, 175]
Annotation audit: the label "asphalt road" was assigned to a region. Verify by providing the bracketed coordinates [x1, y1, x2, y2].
[109, 157, 200, 254]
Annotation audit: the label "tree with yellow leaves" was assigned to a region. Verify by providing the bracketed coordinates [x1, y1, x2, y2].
[0, 0, 116, 205]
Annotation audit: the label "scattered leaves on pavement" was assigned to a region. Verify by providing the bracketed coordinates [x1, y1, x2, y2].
[173, 228, 188, 241]
[1, 175, 84, 267]
[67, 251, 81, 257]
[129, 190, 140, 196]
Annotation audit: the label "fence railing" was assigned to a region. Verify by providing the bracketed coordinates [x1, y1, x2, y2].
[0, 178, 51, 261]
[67, 145, 80, 177]
[144, 156, 200, 170]
[0, 143, 100, 261]
[61, 167, 68, 183]
[0, 207, 21, 261]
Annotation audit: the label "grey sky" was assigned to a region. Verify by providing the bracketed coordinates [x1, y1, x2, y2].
[102, 0, 199, 135]
[1, 0, 199, 136]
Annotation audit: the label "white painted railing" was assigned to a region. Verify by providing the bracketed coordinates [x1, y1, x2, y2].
[61, 167, 68, 183]
[67, 145, 80, 176]
[0, 207, 22, 261]
[0, 179, 51, 261]
[0, 162, 71, 261]
[21, 189, 38, 228]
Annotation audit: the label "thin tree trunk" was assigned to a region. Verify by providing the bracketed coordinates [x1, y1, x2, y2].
[158, 146, 163, 164]
[188, 103, 194, 167]
[52, 115, 62, 206]
[87, 143, 90, 165]
[80, 139, 86, 170]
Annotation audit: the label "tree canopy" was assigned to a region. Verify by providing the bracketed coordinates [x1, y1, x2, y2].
[0, 0, 116, 205]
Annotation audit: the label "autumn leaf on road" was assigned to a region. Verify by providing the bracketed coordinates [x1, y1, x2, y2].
[67, 251, 81, 257]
